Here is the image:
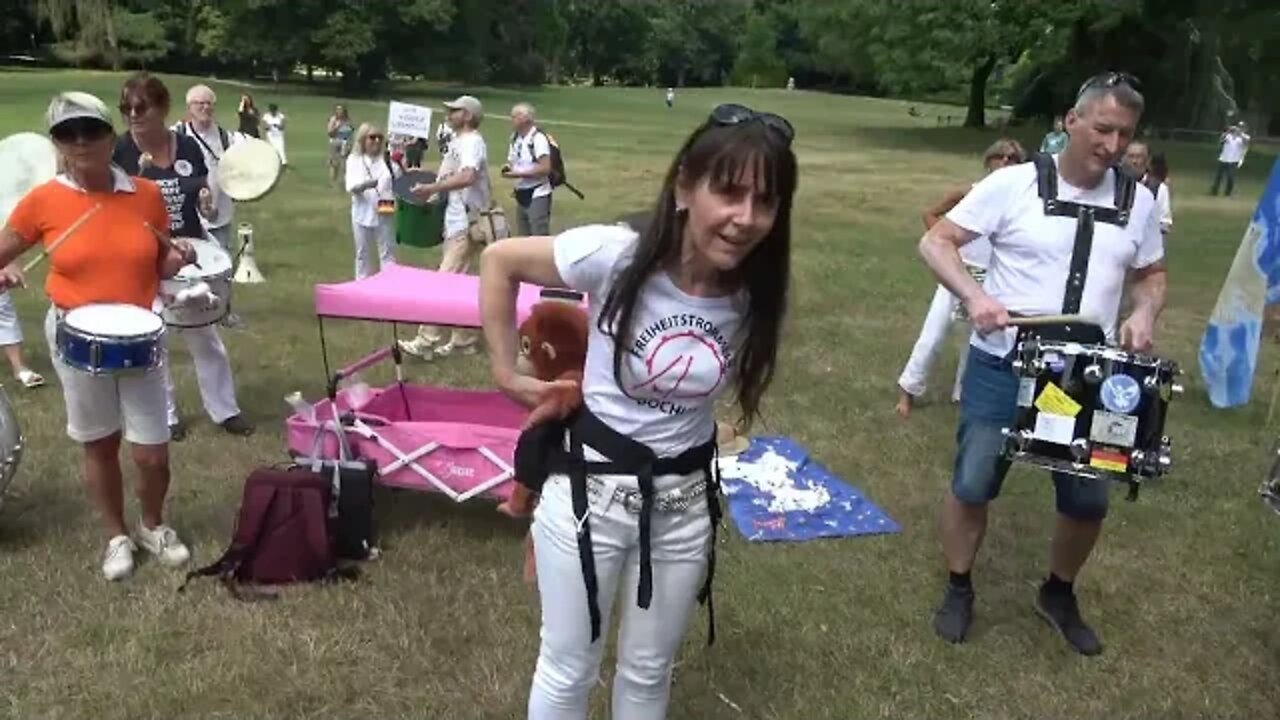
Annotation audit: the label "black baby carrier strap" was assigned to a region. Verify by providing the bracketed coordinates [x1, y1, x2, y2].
[543, 406, 720, 645]
[1026, 153, 1137, 343]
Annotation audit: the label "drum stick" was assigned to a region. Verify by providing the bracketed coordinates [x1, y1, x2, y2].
[144, 222, 201, 270]
[21, 202, 102, 274]
[1008, 314, 1093, 328]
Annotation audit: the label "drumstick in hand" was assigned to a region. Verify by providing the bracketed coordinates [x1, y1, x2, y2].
[144, 222, 201, 270]
[1009, 314, 1095, 328]
[22, 203, 103, 273]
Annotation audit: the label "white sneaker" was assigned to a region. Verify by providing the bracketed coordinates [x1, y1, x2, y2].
[436, 341, 478, 357]
[102, 535, 136, 581]
[136, 523, 191, 568]
[397, 337, 435, 360]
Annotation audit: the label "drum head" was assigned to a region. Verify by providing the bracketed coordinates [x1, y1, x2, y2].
[216, 138, 281, 201]
[393, 170, 437, 206]
[0, 133, 57, 227]
[176, 238, 233, 279]
[65, 303, 164, 337]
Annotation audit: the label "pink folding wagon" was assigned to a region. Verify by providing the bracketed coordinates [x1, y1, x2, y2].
[284, 265, 582, 504]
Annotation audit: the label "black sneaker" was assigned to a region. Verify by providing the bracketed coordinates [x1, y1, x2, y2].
[932, 583, 975, 643]
[169, 422, 187, 442]
[1035, 584, 1103, 656]
[220, 415, 256, 437]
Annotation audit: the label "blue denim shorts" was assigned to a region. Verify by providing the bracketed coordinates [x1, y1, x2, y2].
[951, 345, 1110, 521]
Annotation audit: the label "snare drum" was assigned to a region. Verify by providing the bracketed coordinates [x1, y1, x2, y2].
[159, 238, 234, 327]
[1001, 338, 1181, 484]
[951, 264, 988, 322]
[56, 303, 165, 375]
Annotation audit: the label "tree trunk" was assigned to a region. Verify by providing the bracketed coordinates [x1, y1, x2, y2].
[964, 55, 997, 128]
[306, 64, 314, 83]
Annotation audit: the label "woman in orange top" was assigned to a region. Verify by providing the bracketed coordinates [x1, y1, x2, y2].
[0, 91, 195, 582]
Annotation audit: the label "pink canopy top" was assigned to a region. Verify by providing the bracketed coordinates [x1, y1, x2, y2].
[313, 265, 581, 328]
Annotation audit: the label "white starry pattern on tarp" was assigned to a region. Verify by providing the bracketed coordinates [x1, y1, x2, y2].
[716, 436, 901, 542]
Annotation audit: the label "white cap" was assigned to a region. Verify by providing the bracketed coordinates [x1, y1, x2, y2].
[46, 91, 113, 131]
[443, 95, 483, 122]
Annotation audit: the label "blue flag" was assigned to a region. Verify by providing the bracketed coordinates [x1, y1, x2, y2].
[1199, 158, 1280, 408]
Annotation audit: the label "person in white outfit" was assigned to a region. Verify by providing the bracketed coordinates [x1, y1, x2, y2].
[1123, 141, 1172, 235]
[0, 291, 43, 388]
[1210, 122, 1249, 197]
[174, 83, 245, 328]
[480, 102, 797, 720]
[345, 122, 399, 279]
[895, 138, 1026, 417]
[262, 103, 287, 166]
[401, 95, 493, 359]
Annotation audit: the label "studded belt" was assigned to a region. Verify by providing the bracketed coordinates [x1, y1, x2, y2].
[586, 475, 707, 514]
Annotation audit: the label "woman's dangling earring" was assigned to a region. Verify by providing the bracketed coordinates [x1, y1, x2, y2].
[675, 205, 689, 218]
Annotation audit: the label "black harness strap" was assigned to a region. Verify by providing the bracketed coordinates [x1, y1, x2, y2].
[1030, 152, 1138, 320]
[544, 406, 719, 644]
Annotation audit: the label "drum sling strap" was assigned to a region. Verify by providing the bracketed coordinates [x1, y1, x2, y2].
[1029, 152, 1137, 343]
[542, 406, 722, 645]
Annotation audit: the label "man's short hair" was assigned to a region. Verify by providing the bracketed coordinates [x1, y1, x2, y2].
[186, 84, 216, 105]
[1074, 83, 1144, 117]
[511, 102, 536, 120]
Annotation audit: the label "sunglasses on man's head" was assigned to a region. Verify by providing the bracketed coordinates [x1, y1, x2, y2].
[709, 103, 794, 145]
[1076, 71, 1141, 99]
[51, 118, 112, 144]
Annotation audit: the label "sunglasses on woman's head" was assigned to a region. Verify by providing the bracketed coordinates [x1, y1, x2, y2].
[709, 103, 794, 144]
[368, 134, 384, 141]
[1076, 71, 1141, 99]
[51, 118, 112, 144]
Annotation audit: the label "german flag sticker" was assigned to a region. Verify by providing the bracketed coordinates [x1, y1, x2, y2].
[1089, 447, 1129, 473]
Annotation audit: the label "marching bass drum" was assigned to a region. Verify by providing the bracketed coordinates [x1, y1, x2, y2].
[0, 384, 24, 510]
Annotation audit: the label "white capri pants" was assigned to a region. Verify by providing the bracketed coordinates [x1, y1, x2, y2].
[897, 284, 968, 402]
[527, 465, 711, 720]
[0, 291, 23, 345]
[352, 218, 395, 280]
[43, 306, 169, 445]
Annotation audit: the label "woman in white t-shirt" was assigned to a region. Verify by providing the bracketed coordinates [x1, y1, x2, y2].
[261, 103, 287, 166]
[344, 123, 400, 279]
[895, 138, 1025, 417]
[480, 104, 796, 720]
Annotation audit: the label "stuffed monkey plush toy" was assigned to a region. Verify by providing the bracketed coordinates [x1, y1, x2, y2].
[497, 300, 588, 519]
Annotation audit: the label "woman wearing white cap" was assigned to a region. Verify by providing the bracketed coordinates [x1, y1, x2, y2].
[0, 91, 195, 580]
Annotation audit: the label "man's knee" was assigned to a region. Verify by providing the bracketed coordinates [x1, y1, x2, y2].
[951, 421, 1008, 504]
[532, 647, 600, 706]
[616, 649, 672, 699]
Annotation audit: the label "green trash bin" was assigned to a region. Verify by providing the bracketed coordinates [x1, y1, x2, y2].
[393, 170, 445, 248]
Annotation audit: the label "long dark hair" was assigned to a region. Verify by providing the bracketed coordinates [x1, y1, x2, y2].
[1146, 152, 1168, 191]
[598, 120, 797, 428]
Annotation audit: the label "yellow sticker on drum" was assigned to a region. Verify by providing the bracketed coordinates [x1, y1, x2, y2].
[1035, 382, 1082, 418]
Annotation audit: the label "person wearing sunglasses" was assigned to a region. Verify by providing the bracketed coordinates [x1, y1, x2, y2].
[344, 122, 400, 279]
[0, 91, 197, 581]
[479, 103, 796, 719]
[112, 72, 256, 443]
[896, 138, 1026, 418]
[919, 72, 1166, 656]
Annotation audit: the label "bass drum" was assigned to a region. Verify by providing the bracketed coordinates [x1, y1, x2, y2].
[0, 385, 23, 510]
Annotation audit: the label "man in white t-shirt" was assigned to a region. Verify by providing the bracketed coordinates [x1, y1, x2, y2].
[1210, 123, 1250, 197]
[1123, 140, 1172, 234]
[503, 102, 554, 236]
[402, 95, 493, 358]
[918, 74, 1167, 656]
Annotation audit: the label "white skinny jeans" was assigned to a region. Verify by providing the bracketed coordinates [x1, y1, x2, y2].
[527, 469, 711, 720]
[897, 283, 968, 402]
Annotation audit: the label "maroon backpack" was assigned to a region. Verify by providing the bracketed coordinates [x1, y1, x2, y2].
[181, 465, 354, 599]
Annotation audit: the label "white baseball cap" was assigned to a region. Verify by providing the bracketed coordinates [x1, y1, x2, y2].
[46, 91, 113, 131]
[443, 95, 483, 122]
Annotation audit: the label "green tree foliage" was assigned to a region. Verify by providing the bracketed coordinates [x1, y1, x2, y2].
[732, 10, 787, 88]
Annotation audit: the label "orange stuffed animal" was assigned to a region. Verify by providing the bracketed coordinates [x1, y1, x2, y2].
[497, 299, 588, 519]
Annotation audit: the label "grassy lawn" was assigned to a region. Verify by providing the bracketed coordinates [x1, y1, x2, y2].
[1, 69, 1278, 720]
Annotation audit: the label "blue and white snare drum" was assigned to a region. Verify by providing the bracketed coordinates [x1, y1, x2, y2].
[951, 264, 988, 322]
[56, 303, 165, 375]
[1000, 338, 1182, 499]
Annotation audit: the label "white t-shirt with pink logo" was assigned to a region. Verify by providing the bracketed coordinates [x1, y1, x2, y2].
[553, 223, 745, 456]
